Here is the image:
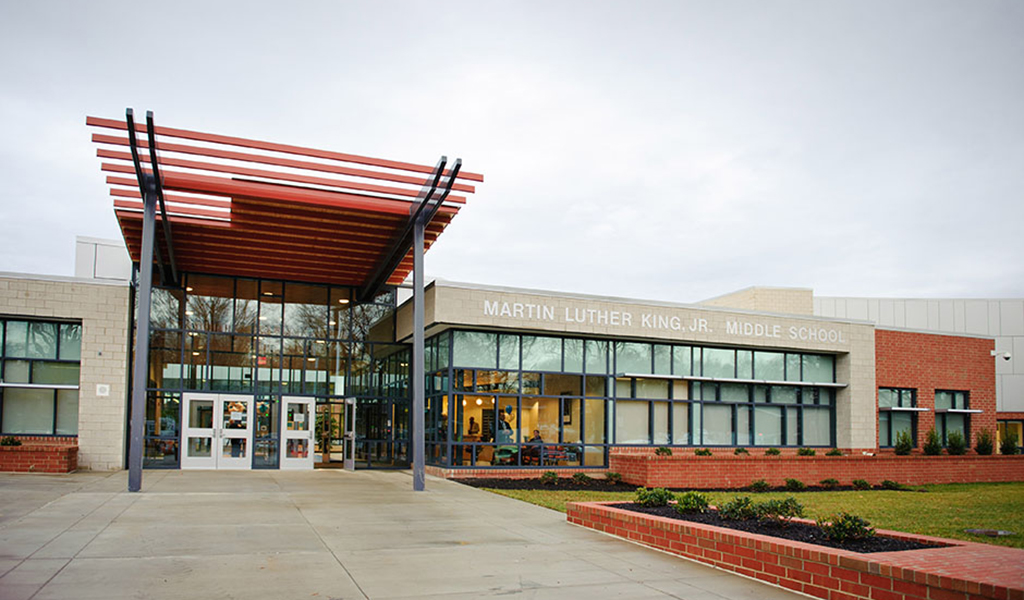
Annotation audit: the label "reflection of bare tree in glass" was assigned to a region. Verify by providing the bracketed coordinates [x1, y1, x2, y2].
[151, 289, 182, 329]
[190, 296, 233, 332]
[28, 322, 58, 357]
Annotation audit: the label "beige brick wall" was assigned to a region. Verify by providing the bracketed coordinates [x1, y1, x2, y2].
[397, 281, 878, 449]
[701, 286, 815, 316]
[0, 273, 130, 470]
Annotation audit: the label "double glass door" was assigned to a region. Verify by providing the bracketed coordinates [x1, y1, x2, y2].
[181, 393, 254, 469]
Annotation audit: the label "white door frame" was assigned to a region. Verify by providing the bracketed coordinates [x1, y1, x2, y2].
[181, 393, 254, 470]
[280, 396, 315, 470]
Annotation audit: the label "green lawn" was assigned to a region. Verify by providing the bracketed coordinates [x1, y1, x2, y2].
[482, 482, 1024, 548]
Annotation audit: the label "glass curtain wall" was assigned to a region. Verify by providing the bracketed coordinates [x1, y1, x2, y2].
[143, 273, 408, 468]
[427, 330, 838, 469]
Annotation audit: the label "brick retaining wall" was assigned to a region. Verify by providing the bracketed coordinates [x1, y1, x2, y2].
[609, 453, 1024, 488]
[567, 501, 1024, 600]
[0, 443, 78, 473]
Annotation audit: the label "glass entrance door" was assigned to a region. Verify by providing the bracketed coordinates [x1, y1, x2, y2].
[281, 396, 314, 470]
[315, 402, 346, 467]
[181, 393, 254, 469]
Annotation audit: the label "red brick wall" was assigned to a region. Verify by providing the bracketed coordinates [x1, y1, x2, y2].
[567, 501, 1024, 600]
[0, 444, 78, 473]
[427, 465, 601, 480]
[875, 329, 996, 448]
[609, 454, 1024, 488]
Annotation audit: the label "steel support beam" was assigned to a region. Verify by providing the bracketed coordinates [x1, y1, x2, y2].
[357, 157, 445, 304]
[412, 211, 426, 491]
[127, 176, 157, 492]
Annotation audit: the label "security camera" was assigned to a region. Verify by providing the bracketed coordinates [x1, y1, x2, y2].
[991, 350, 1012, 361]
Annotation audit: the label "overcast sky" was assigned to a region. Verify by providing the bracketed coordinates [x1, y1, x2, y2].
[1, 1, 1022, 302]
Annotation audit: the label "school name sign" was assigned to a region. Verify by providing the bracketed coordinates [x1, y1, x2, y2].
[481, 298, 848, 345]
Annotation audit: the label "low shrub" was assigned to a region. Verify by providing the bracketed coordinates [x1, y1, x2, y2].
[634, 487, 674, 507]
[784, 478, 806, 491]
[655, 446, 673, 456]
[851, 479, 871, 490]
[796, 447, 816, 457]
[733, 447, 749, 456]
[694, 448, 713, 456]
[719, 496, 759, 520]
[540, 471, 558, 485]
[946, 431, 968, 456]
[880, 479, 904, 490]
[764, 447, 781, 456]
[675, 491, 710, 514]
[923, 427, 943, 455]
[0, 436, 21, 447]
[894, 430, 914, 455]
[572, 472, 593, 485]
[758, 497, 804, 527]
[819, 478, 839, 489]
[818, 512, 876, 542]
[975, 428, 995, 455]
[826, 448, 843, 457]
[749, 479, 771, 493]
[1001, 431, 1020, 455]
[604, 471, 623, 484]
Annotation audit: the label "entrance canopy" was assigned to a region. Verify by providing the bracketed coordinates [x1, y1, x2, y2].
[86, 115, 483, 296]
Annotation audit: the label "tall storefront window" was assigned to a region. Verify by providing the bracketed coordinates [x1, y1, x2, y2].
[878, 387, 917, 447]
[0, 319, 82, 435]
[934, 390, 969, 445]
[428, 329, 838, 468]
[145, 274, 407, 469]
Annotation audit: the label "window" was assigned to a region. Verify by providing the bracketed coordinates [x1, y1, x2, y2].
[878, 387, 916, 447]
[935, 390, 969, 446]
[1, 320, 82, 435]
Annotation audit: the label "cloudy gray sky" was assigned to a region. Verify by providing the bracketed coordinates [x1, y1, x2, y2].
[1, 1, 1022, 302]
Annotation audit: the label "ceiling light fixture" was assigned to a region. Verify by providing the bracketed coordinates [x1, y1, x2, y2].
[339, 299, 350, 304]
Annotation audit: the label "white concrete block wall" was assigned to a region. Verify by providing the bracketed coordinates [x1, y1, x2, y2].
[0, 273, 130, 470]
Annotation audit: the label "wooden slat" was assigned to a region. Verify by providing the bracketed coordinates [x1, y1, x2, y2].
[97, 148, 467, 204]
[110, 187, 233, 210]
[114, 199, 229, 221]
[87, 115, 484, 182]
[92, 133, 477, 193]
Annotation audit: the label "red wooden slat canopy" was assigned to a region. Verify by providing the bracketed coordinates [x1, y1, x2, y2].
[87, 116, 482, 288]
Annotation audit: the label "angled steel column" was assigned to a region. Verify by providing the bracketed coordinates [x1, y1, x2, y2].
[127, 176, 157, 492]
[412, 212, 426, 491]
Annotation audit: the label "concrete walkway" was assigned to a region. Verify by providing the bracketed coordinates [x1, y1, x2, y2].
[0, 470, 806, 600]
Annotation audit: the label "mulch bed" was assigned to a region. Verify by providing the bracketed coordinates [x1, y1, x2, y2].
[455, 477, 919, 493]
[611, 503, 943, 553]
[457, 478, 636, 492]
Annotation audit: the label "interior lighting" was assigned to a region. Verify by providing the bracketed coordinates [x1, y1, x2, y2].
[262, 291, 274, 296]
[329, 321, 336, 326]
[185, 310, 193, 316]
[307, 357, 316, 362]
[186, 286, 193, 292]
[476, 398, 483, 406]
[259, 316, 267, 321]
[462, 400, 466, 406]
[192, 351, 200, 356]
[339, 299, 350, 304]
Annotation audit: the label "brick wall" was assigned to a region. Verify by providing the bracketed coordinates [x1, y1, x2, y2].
[0, 274, 130, 470]
[609, 453, 1024, 488]
[567, 501, 1024, 600]
[875, 329, 996, 448]
[0, 443, 78, 473]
